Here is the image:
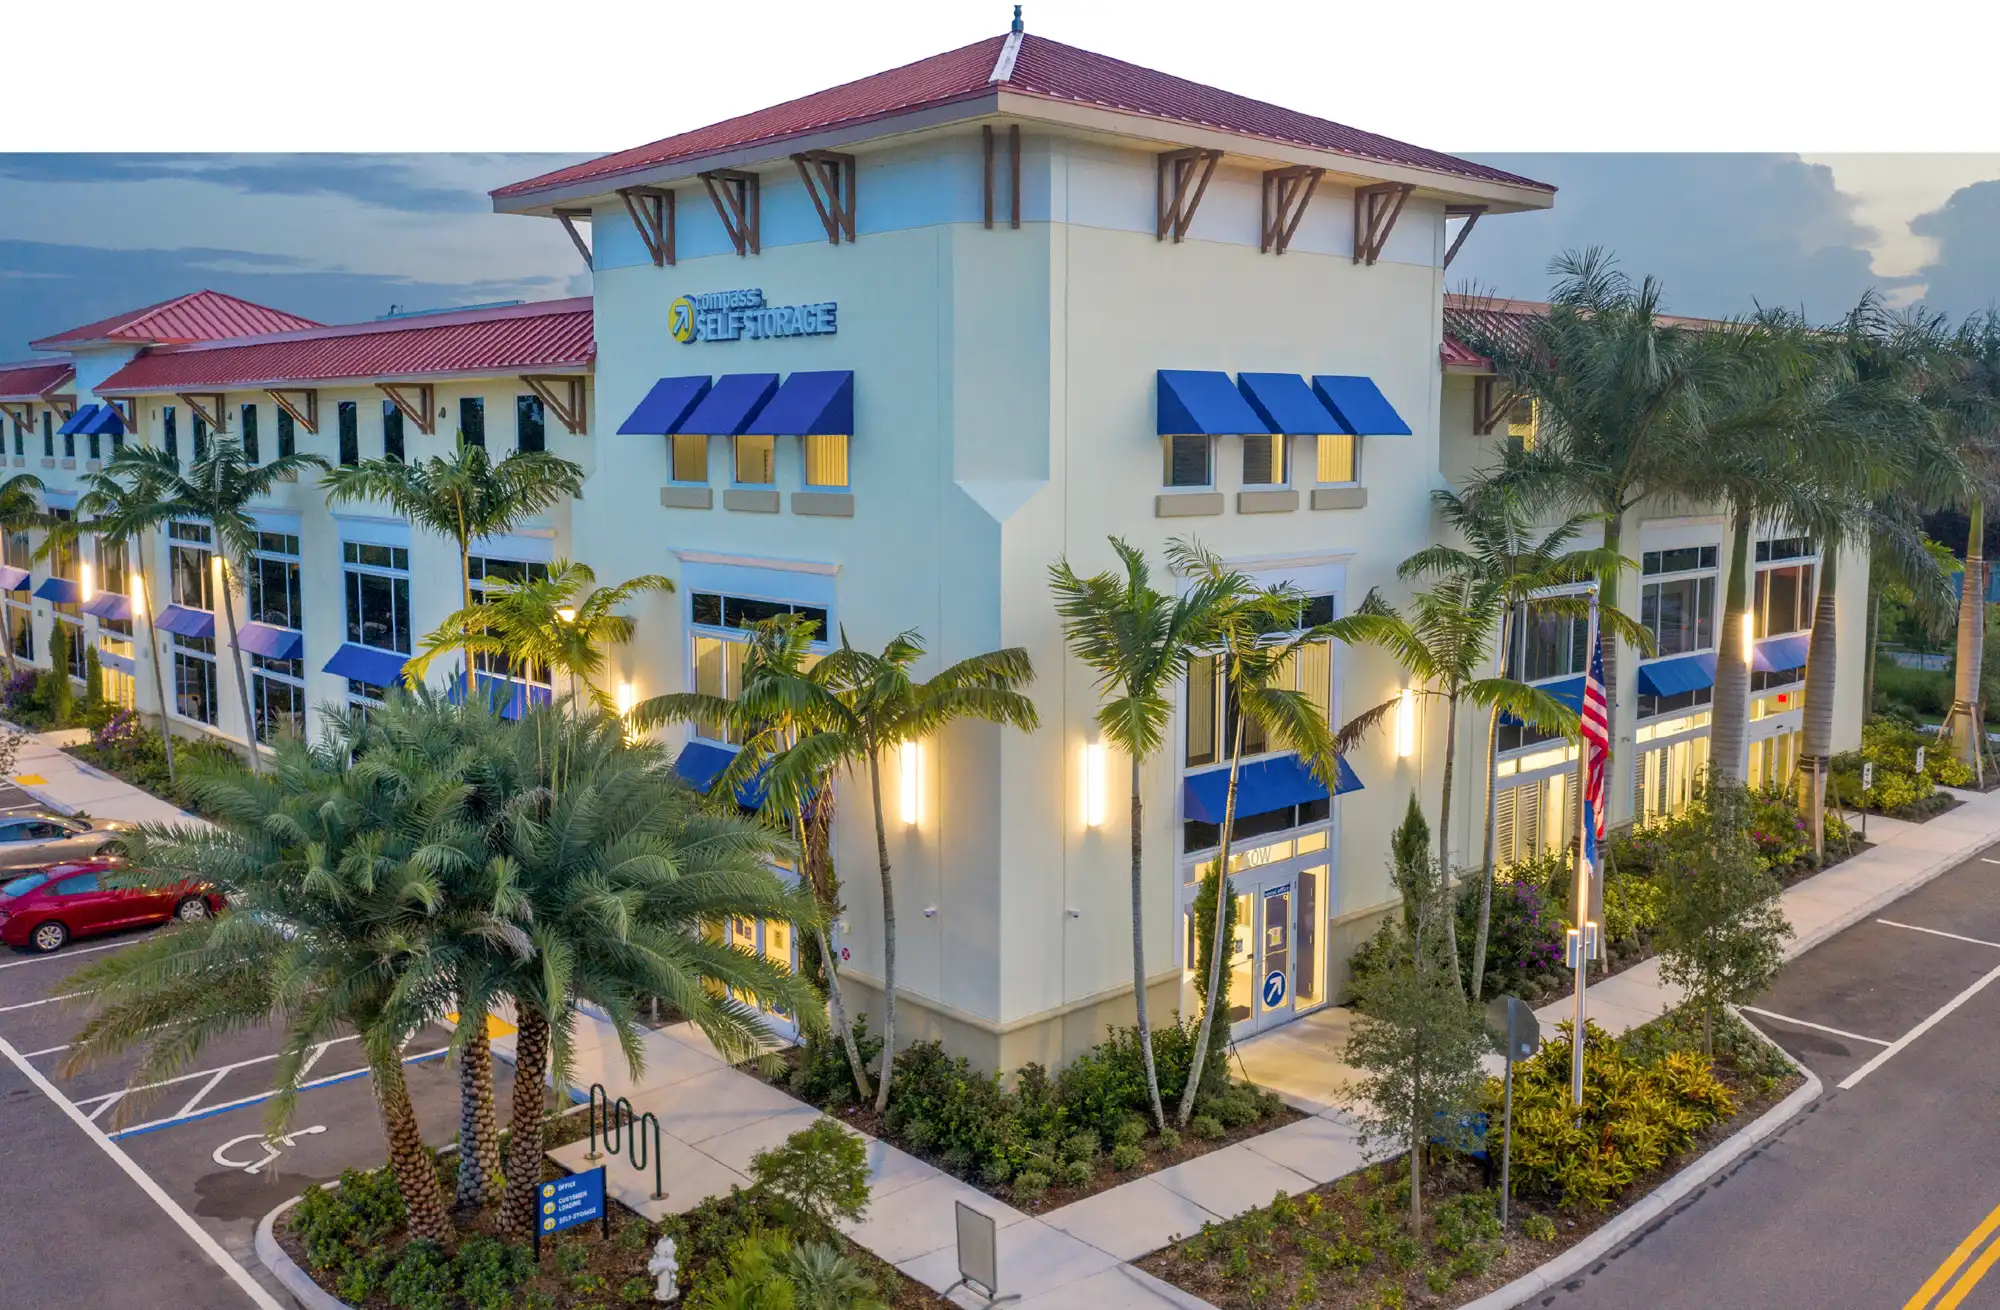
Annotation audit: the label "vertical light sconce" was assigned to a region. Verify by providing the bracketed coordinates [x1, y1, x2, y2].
[129, 568, 145, 617]
[899, 740, 921, 826]
[80, 560, 94, 604]
[557, 606, 578, 624]
[1082, 741, 1108, 828]
[1742, 611, 1755, 666]
[1395, 687, 1417, 758]
[615, 681, 637, 717]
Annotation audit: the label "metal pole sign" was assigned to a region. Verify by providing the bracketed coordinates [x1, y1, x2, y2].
[1861, 760, 1873, 842]
[533, 1166, 610, 1262]
[944, 1201, 1019, 1307]
[1915, 746, 1927, 776]
[1485, 995, 1540, 1228]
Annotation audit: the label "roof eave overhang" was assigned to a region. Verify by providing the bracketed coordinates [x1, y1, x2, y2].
[97, 361, 594, 397]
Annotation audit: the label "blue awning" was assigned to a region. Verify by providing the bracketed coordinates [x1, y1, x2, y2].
[0, 566, 28, 593]
[1311, 376, 1412, 436]
[323, 642, 409, 686]
[34, 577, 82, 605]
[755, 370, 853, 436]
[153, 604, 217, 639]
[1236, 373, 1341, 435]
[57, 404, 99, 436]
[449, 672, 552, 720]
[1182, 753, 1362, 825]
[1754, 632, 1811, 674]
[1501, 675, 1585, 728]
[234, 621, 303, 660]
[1636, 651, 1717, 698]
[616, 375, 712, 435]
[677, 373, 780, 436]
[672, 740, 772, 808]
[80, 592, 132, 621]
[79, 404, 126, 437]
[1157, 370, 1269, 436]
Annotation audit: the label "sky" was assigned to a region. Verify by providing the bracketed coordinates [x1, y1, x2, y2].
[3, 149, 1998, 359]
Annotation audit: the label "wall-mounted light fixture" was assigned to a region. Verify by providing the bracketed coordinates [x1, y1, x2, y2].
[615, 681, 637, 717]
[79, 560, 94, 604]
[1082, 741, 1108, 827]
[129, 568, 145, 616]
[899, 740, 921, 826]
[557, 606, 577, 624]
[1395, 687, 1417, 758]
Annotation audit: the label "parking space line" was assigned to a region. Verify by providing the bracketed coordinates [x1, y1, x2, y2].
[106, 1045, 448, 1140]
[174, 1067, 232, 1120]
[1979, 858, 2000, 866]
[87, 1090, 126, 1123]
[23, 1042, 68, 1058]
[0, 1034, 285, 1309]
[0, 990, 83, 1014]
[1739, 1006, 1892, 1046]
[1878, 919, 2000, 951]
[68, 1034, 363, 1120]
[0, 940, 130, 970]
[1840, 962, 2000, 1091]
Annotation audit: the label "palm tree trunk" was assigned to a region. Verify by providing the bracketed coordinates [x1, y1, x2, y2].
[1179, 714, 1246, 1128]
[1, 598, 14, 675]
[374, 1048, 452, 1245]
[1436, 687, 1464, 995]
[1711, 508, 1755, 783]
[454, 1017, 501, 1211]
[1953, 502, 1986, 770]
[136, 548, 177, 782]
[1863, 581, 1881, 720]
[802, 794, 871, 1102]
[1801, 549, 1841, 861]
[499, 1006, 550, 1241]
[868, 749, 899, 1114]
[1129, 755, 1166, 1129]
[215, 577, 259, 772]
[815, 922, 871, 1101]
[1470, 703, 1504, 1001]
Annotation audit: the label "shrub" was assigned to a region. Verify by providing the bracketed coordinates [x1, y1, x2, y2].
[1456, 875, 1565, 1000]
[1012, 1170, 1050, 1201]
[1654, 784, 1790, 1051]
[1058, 1158, 1093, 1188]
[453, 1236, 533, 1310]
[1832, 719, 1951, 817]
[1156, 1125, 1181, 1153]
[1520, 1212, 1556, 1242]
[1190, 1114, 1225, 1141]
[749, 1119, 871, 1230]
[779, 1240, 884, 1310]
[384, 1241, 455, 1310]
[1109, 1142, 1143, 1170]
[789, 1013, 883, 1106]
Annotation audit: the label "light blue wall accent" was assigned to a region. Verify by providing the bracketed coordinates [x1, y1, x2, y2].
[679, 557, 837, 611]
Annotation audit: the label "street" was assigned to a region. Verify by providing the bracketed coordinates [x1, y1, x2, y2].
[1530, 841, 2000, 1310]
[0, 918, 502, 1308]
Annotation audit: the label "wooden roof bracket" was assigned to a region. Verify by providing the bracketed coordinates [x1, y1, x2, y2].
[618, 187, 675, 267]
[106, 397, 135, 428]
[0, 402, 31, 433]
[1353, 182, 1415, 266]
[177, 393, 228, 435]
[1472, 375, 1522, 436]
[982, 124, 1022, 230]
[521, 375, 587, 435]
[1157, 148, 1222, 243]
[792, 151, 857, 244]
[267, 388, 320, 435]
[700, 169, 762, 256]
[554, 209, 594, 270]
[1260, 165, 1324, 255]
[377, 382, 436, 436]
[1443, 204, 1488, 269]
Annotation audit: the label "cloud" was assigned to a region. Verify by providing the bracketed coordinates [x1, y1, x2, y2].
[0, 153, 585, 215]
[1446, 153, 1889, 322]
[1908, 181, 2000, 320]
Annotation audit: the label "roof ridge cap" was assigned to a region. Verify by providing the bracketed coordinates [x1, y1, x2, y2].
[143, 297, 594, 356]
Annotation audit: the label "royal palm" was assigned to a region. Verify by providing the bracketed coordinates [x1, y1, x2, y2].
[0, 471, 42, 672]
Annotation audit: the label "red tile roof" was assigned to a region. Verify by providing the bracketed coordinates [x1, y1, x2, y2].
[1438, 336, 1488, 372]
[30, 290, 322, 351]
[95, 299, 594, 394]
[1440, 294, 1729, 371]
[495, 32, 1553, 202]
[0, 361, 76, 402]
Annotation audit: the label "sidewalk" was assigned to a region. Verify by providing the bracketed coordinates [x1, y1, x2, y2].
[2, 724, 199, 826]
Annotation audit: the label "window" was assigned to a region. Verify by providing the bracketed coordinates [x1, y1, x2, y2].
[735, 433, 775, 484]
[53, 873, 100, 896]
[690, 591, 830, 747]
[803, 433, 848, 489]
[516, 395, 545, 453]
[276, 407, 296, 458]
[169, 521, 214, 612]
[97, 537, 129, 613]
[87, 421, 101, 461]
[1183, 795, 1329, 854]
[1183, 634, 1333, 769]
[343, 541, 412, 653]
[1751, 665, 1807, 693]
[1162, 434, 1211, 488]
[4, 526, 29, 661]
[167, 521, 217, 722]
[1643, 545, 1719, 575]
[382, 401, 405, 462]
[1493, 770, 1578, 868]
[1754, 559, 1817, 639]
[1637, 684, 1712, 722]
[1756, 536, 1814, 563]
[338, 401, 358, 466]
[162, 406, 177, 460]
[193, 414, 209, 462]
[43, 410, 55, 457]
[468, 556, 551, 685]
[1507, 603, 1588, 684]
[250, 532, 302, 629]
[174, 639, 218, 724]
[1506, 396, 1538, 451]
[689, 591, 829, 638]
[241, 404, 259, 462]
[63, 416, 75, 459]
[459, 397, 485, 449]
[1316, 432, 1357, 485]
[10, 415, 20, 457]
[1242, 433, 1287, 487]
[1639, 573, 1716, 657]
[670, 433, 708, 483]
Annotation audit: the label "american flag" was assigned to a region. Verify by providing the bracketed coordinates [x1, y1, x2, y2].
[1580, 635, 1610, 870]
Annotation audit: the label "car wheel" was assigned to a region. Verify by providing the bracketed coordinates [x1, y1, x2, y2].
[30, 921, 67, 953]
[173, 897, 209, 923]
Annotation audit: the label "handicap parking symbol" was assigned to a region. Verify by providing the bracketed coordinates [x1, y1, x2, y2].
[1261, 969, 1287, 1008]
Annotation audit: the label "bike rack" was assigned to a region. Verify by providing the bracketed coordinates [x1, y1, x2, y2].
[586, 1083, 665, 1201]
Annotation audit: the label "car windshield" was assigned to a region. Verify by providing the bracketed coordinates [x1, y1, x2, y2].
[1, 872, 51, 898]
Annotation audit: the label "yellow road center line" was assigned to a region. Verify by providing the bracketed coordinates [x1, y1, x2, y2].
[1904, 1199, 2000, 1310]
[1939, 1229, 2000, 1310]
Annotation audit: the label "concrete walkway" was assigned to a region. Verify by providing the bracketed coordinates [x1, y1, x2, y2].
[2, 723, 199, 826]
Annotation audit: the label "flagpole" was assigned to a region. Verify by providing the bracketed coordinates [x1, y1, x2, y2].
[1571, 584, 1600, 1109]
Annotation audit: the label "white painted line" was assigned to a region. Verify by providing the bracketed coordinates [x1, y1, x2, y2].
[1739, 1006, 1892, 1047]
[0, 991, 82, 1014]
[106, 1046, 448, 1140]
[87, 1090, 125, 1123]
[0, 939, 130, 970]
[22, 1042, 69, 1059]
[0, 1034, 285, 1309]
[69, 1034, 362, 1115]
[1980, 857, 2000, 865]
[1839, 962, 2000, 1091]
[295, 1040, 331, 1082]
[1877, 919, 2000, 951]
[174, 1067, 232, 1120]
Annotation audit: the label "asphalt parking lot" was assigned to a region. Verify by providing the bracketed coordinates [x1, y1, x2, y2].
[1533, 841, 2000, 1310]
[0, 923, 503, 1308]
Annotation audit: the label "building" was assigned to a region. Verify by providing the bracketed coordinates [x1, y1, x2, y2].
[1, 21, 1869, 1073]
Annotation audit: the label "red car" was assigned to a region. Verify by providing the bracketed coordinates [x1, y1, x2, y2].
[0, 858, 226, 953]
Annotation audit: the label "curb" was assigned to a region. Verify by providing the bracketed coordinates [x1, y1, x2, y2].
[1454, 1013, 1821, 1310]
[1784, 819, 1999, 960]
[255, 1191, 354, 1310]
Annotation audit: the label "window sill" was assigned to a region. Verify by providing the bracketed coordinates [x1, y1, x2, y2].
[85, 461, 101, 472]
[1311, 485, 1368, 510]
[792, 491, 854, 517]
[1155, 491, 1224, 518]
[39, 458, 54, 468]
[60, 459, 75, 470]
[1237, 489, 1299, 514]
[723, 488, 781, 514]
[659, 485, 714, 510]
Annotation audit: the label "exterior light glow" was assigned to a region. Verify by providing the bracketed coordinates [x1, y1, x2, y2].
[1395, 687, 1417, 758]
[557, 607, 578, 624]
[899, 740, 921, 826]
[1083, 741, 1108, 828]
[80, 561, 94, 604]
[1742, 612, 1755, 666]
[129, 568, 145, 616]
[615, 681, 637, 716]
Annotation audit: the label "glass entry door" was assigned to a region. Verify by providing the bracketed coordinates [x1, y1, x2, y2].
[1221, 864, 1331, 1038]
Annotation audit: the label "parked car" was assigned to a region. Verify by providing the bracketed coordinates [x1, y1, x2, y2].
[0, 858, 225, 953]
[0, 812, 130, 873]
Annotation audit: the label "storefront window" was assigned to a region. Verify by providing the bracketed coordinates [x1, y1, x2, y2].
[734, 433, 776, 485]
[803, 434, 849, 489]
[1241, 433, 1286, 487]
[670, 433, 708, 482]
[1162, 434, 1211, 488]
[1315, 432, 1357, 485]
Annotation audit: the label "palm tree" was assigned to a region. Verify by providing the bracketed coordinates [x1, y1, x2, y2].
[0, 471, 43, 672]
[71, 461, 176, 775]
[406, 559, 671, 713]
[1048, 537, 1233, 1129]
[322, 439, 586, 620]
[94, 442, 328, 770]
[1933, 312, 2000, 772]
[1398, 487, 1646, 999]
[1164, 538, 1396, 1126]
